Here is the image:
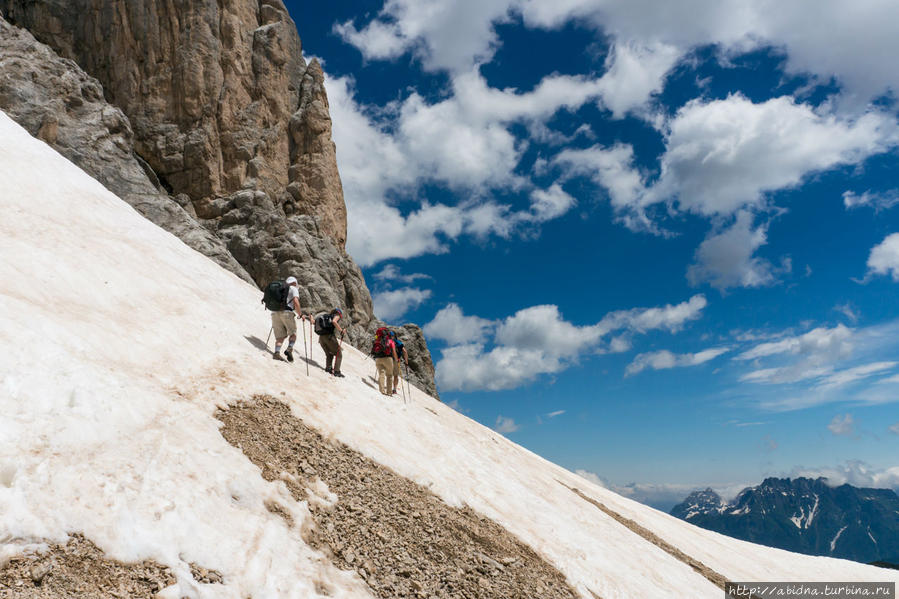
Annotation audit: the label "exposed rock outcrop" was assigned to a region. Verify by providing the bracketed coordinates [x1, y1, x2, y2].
[0, 3, 438, 396]
[0, 0, 346, 247]
[0, 16, 251, 281]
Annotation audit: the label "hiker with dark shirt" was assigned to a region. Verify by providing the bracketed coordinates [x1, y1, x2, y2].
[315, 308, 345, 377]
[390, 330, 408, 395]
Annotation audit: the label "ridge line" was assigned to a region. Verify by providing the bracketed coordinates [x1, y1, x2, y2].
[557, 480, 729, 591]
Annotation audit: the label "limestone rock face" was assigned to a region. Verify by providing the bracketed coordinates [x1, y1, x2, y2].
[0, 0, 347, 247]
[0, 4, 439, 396]
[0, 15, 252, 281]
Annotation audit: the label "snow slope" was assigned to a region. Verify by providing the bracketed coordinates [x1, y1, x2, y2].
[1, 111, 896, 598]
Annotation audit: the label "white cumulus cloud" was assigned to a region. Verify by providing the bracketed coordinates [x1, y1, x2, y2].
[625, 346, 729, 377]
[325, 72, 590, 265]
[687, 212, 785, 291]
[827, 413, 856, 437]
[434, 295, 707, 391]
[555, 96, 898, 241]
[372, 287, 432, 322]
[372, 264, 433, 284]
[791, 461, 899, 492]
[494, 415, 520, 434]
[866, 233, 899, 282]
[424, 303, 495, 345]
[575, 469, 748, 511]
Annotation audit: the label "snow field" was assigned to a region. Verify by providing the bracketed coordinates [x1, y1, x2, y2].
[1, 111, 896, 598]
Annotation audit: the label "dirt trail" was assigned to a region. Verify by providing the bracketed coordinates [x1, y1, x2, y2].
[559, 482, 728, 590]
[218, 396, 584, 599]
[0, 534, 175, 598]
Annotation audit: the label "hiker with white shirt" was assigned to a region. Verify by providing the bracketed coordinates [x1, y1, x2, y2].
[262, 276, 302, 361]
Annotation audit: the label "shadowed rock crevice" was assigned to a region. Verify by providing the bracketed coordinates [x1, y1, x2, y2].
[217, 396, 580, 599]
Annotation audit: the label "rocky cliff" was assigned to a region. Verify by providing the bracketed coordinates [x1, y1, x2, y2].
[0, 2, 437, 396]
[671, 478, 899, 564]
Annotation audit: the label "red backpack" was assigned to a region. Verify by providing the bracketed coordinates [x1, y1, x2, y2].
[371, 327, 393, 357]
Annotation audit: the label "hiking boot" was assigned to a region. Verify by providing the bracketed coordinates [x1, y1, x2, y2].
[273, 351, 284, 361]
[325, 366, 332, 374]
[284, 347, 294, 362]
[333, 371, 345, 378]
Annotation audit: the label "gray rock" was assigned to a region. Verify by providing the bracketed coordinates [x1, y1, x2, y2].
[0, 15, 253, 282]
[0, 3, 439, 396]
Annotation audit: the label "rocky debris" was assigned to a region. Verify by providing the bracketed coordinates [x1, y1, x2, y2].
[0, 3, 438, 395]
[0, 15, 252, 282]
[0, 534, 176, 598]
[217, 396, 579, 599]
[189, 562, 223, 585]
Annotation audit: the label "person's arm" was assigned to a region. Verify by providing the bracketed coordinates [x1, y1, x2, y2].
[402, 347, 408, 364]
[292, 296, 302, 315]
[334, 314, 344, 335]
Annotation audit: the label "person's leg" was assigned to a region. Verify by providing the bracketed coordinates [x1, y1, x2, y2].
[272, 313, 288, 358]
[332, 337, 343, 373]
[385, 358, 395, 394]
[318, 336, 332, 371]
[284, 314, 297, 361]
[392, 358, 399, 393]
[321, 335, 342, 374]
[376, 358, 388, 394]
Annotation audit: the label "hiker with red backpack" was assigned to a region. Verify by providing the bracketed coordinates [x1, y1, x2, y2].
[371, 327, 398, 395]
[262, 276, 302, 362]
[314, 308, 345, 377]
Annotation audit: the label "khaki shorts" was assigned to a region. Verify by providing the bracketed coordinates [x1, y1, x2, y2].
[271, 311, 297, 338]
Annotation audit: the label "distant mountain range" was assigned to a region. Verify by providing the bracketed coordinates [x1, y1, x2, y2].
[670, 477, 899, 564]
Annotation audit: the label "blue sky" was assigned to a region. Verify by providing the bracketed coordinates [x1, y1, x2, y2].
[285, 0, 899, 510]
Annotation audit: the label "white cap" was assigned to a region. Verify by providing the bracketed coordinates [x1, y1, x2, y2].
[286, 276, 298, 285]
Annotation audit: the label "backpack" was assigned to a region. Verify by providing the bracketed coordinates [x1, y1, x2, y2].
[314, 313, 335, 335]
[371, 327, 393, 357]
[262, 280, 288, 311]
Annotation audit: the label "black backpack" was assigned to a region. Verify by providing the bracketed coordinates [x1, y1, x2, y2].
[262, 280, 288, 311]
[314, 313, 335, 335]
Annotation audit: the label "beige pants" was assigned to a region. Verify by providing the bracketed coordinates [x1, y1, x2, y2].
[271, 311, 296, 339]
[375, 356, 395, 394]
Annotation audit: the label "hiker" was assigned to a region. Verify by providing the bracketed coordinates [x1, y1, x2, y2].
[315, 308, 345, 377]
[264, 276, 302, 361]
[390, 330, 408, 395]
[371, 327, 398, 395]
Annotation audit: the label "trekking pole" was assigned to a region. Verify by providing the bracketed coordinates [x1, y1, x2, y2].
[404, 361, 412, 403]
[301, 316, 309, 376]
[399, 362, 407, 405]
[265, 326, 273, 350]
[309, 317, 314, 363]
